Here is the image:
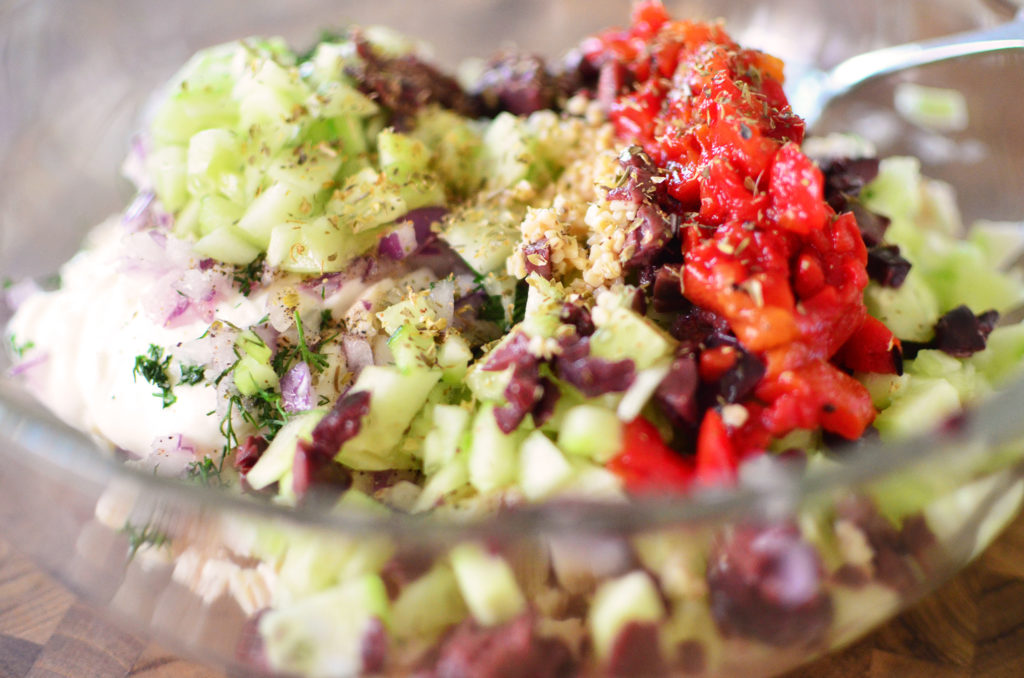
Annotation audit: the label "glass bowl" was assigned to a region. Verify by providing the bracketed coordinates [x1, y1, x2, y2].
[2, 0, 1024, 676]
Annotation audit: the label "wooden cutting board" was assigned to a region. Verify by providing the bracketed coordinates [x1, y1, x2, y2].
[3, 514, 1024, 678]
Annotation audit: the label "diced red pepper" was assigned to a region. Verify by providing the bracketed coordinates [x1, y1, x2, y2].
[695, 408, 738, 485]
[606, 417, 694, 494]
[835, 314, 903, 375]
[583, 6, 894, 486]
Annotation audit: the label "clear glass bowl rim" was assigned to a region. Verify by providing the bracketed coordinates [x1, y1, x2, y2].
[2, 0, 1024, 541]
[4, 369, 1024, 540]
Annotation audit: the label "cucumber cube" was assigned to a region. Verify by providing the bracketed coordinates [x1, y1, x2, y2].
[186, 128, 242, 197]
[247, 410, 324, 491]
[558, 404, 624, 463]
[518, 431, 574, 501]
[238, 182, 310, 247]
[589, 571, 666, 660]
[193, 224, 261, 265]
[873, 377, 961, 439]
[590, 306, 676, 369]
[468, 405, 519, 493]
[378, 129, 432, 184]
[147, 145, 189, 212]
[422, 404, 471, 475]
[391, 564, 468, 640]
[336, 365, 441, 470]
[449, 543, 526, 627]
[259, 574, 390, 677]
[438, 334, 473, 383]
[197, 194, 245, 236]
[234, 354, 279, 395]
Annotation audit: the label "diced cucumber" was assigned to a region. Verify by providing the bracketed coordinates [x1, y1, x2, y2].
[377, 291, 443, 335]
[171, 198, 201, 239]
[246, 409, 325, 491]
[908, 349, 988, 403]
[558, 404, 624, 463]
[590, 306, 676, 369]
[465, 364, 514, 403]
[894, 83, 969, 133]
[327, 168, 408, 233]
[863, 271, 940, 342]
[860, 156, 923, 223]
[150, 92, 241, 146]
[378, 129, 431, 184]
[193, 224, 262, 265]
[197, 194, 245, 236]
[267, 146, 344, 195]
[259, 574, 390, 678]
[335, 365, 441, 470]
[412, 107, 484, 195]
[437, 334, 473, 383]
[873, 377, 961, 439]
[266, 216, 377, 274]
[518, 430, 574, 501]
[391, 563, 468, 641]
[422, 404, 471, 475]
[969, 324, 1024, 385]
[186, 128, 243, 197]
[308, 79, 379, 119]
[589, 571, 665, 660]
[617, 361, 672, 421]
[467, 405, 520, 493]
[449, 543, 526, 627]
[923, 240, 1024, 314]
[858, 372, 907, 410]
[147, 145, 189, 212]
[394, 174, 447, 212]
[237, 182, 311, 247]
[413, 453, 469, 513]
[556, 459, 628, 503]
[481, 112, 549, 190]
[305, 42, 360, 89]
[277, 529, 393, 601]
[388, 324, 437, 371]
[440, 204, 524, 275]
[968, 220, 1024, 270]
[234, 354, 278, 395]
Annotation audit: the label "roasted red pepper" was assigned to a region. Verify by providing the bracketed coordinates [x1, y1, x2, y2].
[606, 417, 694, 494]
[583, 2, 894, 474]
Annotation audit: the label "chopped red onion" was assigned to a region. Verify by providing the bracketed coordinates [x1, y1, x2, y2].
[377, 207, 447, 260]
[378, 221, 419, 260]
[150, 433, 197, 457]
[343, 335, 375, 374]
[281, 361, 314, 413]
[402, 206, 447, 243]
[8, 351, 48, 377]
[428, 278, 455, 325]
[122, 191, 157, 232]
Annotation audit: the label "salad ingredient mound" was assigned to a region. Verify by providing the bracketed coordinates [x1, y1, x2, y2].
[7, 2, 1024, 676]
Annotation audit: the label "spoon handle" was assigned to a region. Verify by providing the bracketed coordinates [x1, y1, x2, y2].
[828, 12, 1024, 97]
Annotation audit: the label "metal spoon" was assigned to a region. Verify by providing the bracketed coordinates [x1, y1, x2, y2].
[787, 12, 1024, 129]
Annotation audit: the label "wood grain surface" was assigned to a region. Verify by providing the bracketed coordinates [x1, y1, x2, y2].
[3, 515, 1024, 678]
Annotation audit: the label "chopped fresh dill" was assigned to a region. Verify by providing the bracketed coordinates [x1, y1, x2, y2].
[478, 292, 507, 327]
[185, 455, 225, 487]
[273, 311, 333, 375]
[179, 363, 206, 385]
[8, 334, 34, 359]
[294, 311, 329, 373]
[120, 520, 170, 561]
[233, 254, 266, 296]
[133, 344, 176, 408]
[510, 280, 529, 326]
